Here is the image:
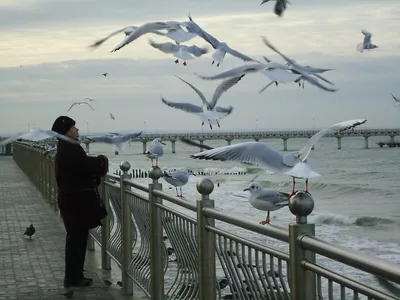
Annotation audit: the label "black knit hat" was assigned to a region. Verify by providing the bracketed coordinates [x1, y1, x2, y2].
[51, 116, 76, 135]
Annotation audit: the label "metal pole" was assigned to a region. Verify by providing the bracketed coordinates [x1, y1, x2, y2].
[101, 176, 111, 270]
[288, 191, 316, 300]
[196, 178, 216, 300]
[120, 161, 133, 295]
[148, 167, 164, 299]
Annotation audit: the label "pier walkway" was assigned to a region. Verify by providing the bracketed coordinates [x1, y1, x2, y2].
[0, 156, 148, 300]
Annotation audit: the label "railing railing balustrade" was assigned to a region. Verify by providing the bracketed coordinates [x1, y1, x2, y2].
[12, 141, 400, 300]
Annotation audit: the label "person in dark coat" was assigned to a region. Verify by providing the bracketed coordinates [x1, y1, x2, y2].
[51, 116, 109, 288]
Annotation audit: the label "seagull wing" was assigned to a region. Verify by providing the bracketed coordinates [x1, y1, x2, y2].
[361, 29, 372, 45]
[185, 45, 209, 57]
[89, 26, 134, 48]
[149, 40, 179, 54]
[215, 105, 234, 115]
[84, 102, 95, 111]
[119, 131, 143, 143]
[67, 103, 76, 112]
[297, 119, 367, 161]
[258, 81, 275, 94]
[391, 93, 400, 103]
[161, 98, 204, 113]
[195, 63, 266, 80]
[190, 141, 287, 173]
[209, 75, 245, 109]
[174, 75, 209, 107]
[224, 45, 255, 62]
[0, 129, 79, 146]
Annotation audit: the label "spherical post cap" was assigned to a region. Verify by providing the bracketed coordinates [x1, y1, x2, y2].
[289, 191, 314, 217]
[196, 178, 214, 196]
[149, 166, 163, 180]
[119, 161, 131, 172]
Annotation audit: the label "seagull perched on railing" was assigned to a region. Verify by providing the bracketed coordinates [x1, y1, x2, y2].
[190, 119, 367, 196]
[146, 138, 166, 168]
[163, 168, 196, 197]
[243, 182, 289, 224]
[67, 101, 95, 112]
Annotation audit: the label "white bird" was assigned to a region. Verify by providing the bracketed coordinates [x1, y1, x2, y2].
[146, 138, 166, 168]
[260, 0, 290, 17]
[85, 131, 142, 153]
[356, 29, 379, 53]
[106, 21, 187, 53]
[67, 102, 95, 112]
[190, 119, 367, 196]
[149, 40, 208, 66]
[0, 128, 80, 146]
[181, 14, 256, 66]
[243, 182, 289, 224]
[163, 168, 196, 197]
[110, 113, 115, 120]
[161, 75, 243, 129]
[261, 37, 337, 92]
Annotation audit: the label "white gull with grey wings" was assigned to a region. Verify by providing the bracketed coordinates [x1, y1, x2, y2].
[161, 75, 243, 129]
[191, 119, 367, 196]
[243, 182, 289, 225]
[163, 168, 196, 197]
[146, 138, 166, 168]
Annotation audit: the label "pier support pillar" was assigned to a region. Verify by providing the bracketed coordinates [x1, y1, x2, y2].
[283, 138, 288, 151]
[226, 139, 232, 146]
[199, 140, 204, 152]
[390, 135, 395, 143]
[337, 137, 342, 150]
[171, 140, 176, 154]
[364, 136, 369, 149]
[254, 138, 259, 142]
[142, 141, 147, 154]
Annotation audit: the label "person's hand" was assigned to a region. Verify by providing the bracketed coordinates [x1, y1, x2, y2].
[96, 155, 109, 175]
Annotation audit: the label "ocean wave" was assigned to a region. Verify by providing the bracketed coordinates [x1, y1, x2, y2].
[310, 213, 394, 227]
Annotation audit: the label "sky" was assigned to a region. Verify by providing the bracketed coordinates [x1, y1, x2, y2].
[0, 0, 399, 136]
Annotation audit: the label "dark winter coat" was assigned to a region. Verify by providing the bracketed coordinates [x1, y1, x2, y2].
[54, 140, 109, 231]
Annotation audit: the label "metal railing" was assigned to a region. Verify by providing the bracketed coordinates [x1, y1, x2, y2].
[12, 141, 400, 300]
[0, 139, 13, 156]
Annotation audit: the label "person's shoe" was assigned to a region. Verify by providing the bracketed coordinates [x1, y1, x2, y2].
[64, 278, 93, 288]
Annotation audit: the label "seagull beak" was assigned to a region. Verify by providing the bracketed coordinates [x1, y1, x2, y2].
[243, 188, 249, 191]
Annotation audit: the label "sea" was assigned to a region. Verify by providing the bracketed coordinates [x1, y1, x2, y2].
[86, 135, 400, 298]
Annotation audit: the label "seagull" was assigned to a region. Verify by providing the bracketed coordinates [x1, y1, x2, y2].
[102, 73, 108, 77]
[181, 14, 256, 66]
[261, 0, 291, 16]
[163, 168, 196, 197]
[85, 98, 95, 102]
[243, 182, 289, 224]
[108, 21, 186, 53]
[356, 29, 379, 53]
[110, 113, 115, 120]
[190, 119, 367, 196]
[261, 37, 337, 92]
[149, 39, 209, 66]
[23, 224, 36, 239]
[391, 93, 400, 103]
[85, 131, 142, 153]
[161, 75, 243, 129]
[146, 138, 166, 168]
[0, 128, 80, 146]
[67, 101, 95, 112]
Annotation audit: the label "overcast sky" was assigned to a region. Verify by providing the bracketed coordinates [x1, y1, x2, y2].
[0, 0, 399, 135]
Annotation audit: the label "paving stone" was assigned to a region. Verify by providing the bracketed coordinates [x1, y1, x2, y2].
[0, 157, 148, 300]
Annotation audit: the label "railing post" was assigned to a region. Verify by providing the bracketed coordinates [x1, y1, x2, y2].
[148, 167, 164, 299]
[288, 191, 316, 300]
[120, 161, 133, 295]
[100, 175, 111, 270]
[196, 178, 216, 300]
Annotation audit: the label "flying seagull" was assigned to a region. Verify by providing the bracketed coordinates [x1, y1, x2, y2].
[190, 119, 367, 196]
[161, 75, 243, 129]
[67, 102, 95, 112]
